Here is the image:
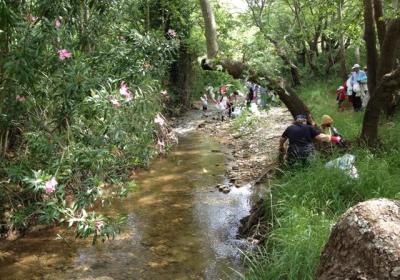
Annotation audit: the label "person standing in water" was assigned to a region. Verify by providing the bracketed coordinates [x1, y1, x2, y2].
[200, 94, 208, 116]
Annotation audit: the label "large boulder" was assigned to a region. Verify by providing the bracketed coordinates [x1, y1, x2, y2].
[316, 198, 400, 280]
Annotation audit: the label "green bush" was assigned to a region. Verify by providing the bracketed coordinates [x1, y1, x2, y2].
[0, 0, 178, 240]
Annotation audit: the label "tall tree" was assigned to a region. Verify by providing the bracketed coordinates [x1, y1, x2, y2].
[199, 0, 218, 59]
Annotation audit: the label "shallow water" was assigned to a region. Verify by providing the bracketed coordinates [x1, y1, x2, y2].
[0, 132, 252, 280]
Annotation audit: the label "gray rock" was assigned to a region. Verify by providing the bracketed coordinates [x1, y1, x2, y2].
[317, 199, 400, 280]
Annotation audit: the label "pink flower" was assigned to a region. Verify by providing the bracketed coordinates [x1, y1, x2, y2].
[58, 49, 72, 60]
[154, 113, 165, 126]
[16, 95, 26, 102]
[55, 18, 62, 29]
[45, 177, 57, 194]
[160, 90, 168, 97]
[167, 29, 177, 38]
[120, 82, 133, 101]
[95, 220, 105, 231]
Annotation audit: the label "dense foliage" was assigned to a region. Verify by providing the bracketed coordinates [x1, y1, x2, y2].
[0, 0, 181, 240]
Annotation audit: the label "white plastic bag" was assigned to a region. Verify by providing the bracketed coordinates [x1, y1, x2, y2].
[353, 83, 361, 93]
[325, 154, 359, 179]
[346, 78, 353, 96]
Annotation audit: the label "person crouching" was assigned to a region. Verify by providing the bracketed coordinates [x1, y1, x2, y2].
[279, 114, 341, 166]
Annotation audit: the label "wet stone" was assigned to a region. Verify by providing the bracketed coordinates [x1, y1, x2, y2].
[150, 244, 170, 256]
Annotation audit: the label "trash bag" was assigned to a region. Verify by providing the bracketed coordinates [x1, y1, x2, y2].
[231, 106, 242, 118]
[325, 154, 359, 179]
[250, 102, 260, 115]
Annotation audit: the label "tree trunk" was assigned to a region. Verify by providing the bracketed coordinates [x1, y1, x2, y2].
[169, 45, 195, 111]
[361, 0, 380, 145]
[373, 0, 386, 48]
[0, 2, 11, 156]
[264, 34, 301, 87]
[361, 0, 400, 145]
[338, 0, 348, 81]
[363, 0, 379, 97]
[362, 67, 400, 143]
[199, 0, 218, 59]
[355, 46, 360, 64]
[292, 0, 319, 75]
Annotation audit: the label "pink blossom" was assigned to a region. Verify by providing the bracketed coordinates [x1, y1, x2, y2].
[95, 220, 105, 231]
[58, 49, 72, 60]
[55, 18, 62, 29]
[45, 177, 57, 194]
[154, 113, 165, 126]
[120, 81, 133, 101]
[16, 95, 26, 102]
[160, 90, 168, 97]
[167, 29, 177, 38]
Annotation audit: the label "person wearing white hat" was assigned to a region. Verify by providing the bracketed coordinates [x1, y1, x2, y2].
[350, 64, 368, 111]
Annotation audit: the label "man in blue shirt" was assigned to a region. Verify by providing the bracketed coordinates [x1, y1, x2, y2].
[279, 115, 341, 165]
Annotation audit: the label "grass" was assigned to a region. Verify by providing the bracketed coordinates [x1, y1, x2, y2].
[244, 79, 400, 279]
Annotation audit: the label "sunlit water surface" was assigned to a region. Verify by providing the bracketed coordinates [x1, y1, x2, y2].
[0, 132, 253, 280]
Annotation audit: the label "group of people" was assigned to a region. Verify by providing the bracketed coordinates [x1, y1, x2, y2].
[336, 64, 368, 112]
[200, 85, 255, 120]
[200, 82, 273, 121]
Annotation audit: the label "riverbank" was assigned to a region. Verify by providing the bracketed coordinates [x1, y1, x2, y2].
[244, 80, 400, 279]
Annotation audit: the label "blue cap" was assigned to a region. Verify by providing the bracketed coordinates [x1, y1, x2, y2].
[295, 114, 307, 121]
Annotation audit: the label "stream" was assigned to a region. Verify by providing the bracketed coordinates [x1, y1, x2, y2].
[0, 130, 254, 280]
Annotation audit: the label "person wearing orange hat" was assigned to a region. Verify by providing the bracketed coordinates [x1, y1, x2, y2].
[320, 115, 345, 147]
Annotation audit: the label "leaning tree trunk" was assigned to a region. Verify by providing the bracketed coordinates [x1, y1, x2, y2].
[216, 60, 310, 118]
[199, 0, 218, 59]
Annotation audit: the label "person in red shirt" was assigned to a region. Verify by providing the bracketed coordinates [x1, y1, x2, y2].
[336, 83, 347, 111]
[219, 85, 227, 95]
